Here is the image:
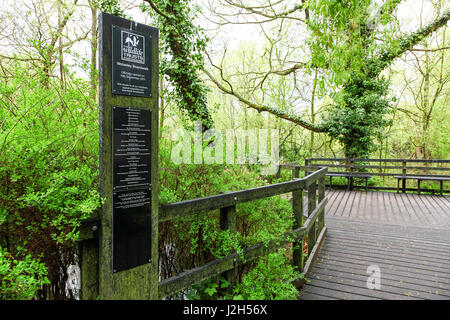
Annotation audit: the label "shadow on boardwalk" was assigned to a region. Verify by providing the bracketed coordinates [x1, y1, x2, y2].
[299, 190, 450, 300]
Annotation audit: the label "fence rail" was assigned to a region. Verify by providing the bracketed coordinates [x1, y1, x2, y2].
[304, 158, 450, 163]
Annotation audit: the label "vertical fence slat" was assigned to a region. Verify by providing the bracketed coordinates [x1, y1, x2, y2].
[292, 167, 304, 272]
[318, 175, 325, 232]
[350, 158, 354, 190]
[220, 205, 237, 287]
[307, 181, 317, 256]
[80, 238, 99, 300]
[79, 220, 99, 300]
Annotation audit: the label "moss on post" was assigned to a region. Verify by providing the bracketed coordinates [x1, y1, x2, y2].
[94, 12, 160, 300]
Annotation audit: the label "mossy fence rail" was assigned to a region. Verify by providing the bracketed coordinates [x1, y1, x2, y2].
[278, 158, 450, 195]
[79, 167, 328, 299]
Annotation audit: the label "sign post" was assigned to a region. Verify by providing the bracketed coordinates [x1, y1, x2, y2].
[94, 12, 159, 299]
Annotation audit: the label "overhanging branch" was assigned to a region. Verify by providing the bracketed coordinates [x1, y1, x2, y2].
[374, 8, 450, 75]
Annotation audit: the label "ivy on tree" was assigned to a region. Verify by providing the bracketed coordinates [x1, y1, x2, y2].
[306, 0, 399, 158]
[92, 0, 125, 17]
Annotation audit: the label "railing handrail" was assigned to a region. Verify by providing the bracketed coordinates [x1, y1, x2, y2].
[277, 158, 449, 194]
[157, 166, 328, 299]
[306, 157, 450, 164]
[158, 191, 328, 299]
[304, 158, 449, 176]
[79, 167, 329, 299]
[304, 164, 450, 170]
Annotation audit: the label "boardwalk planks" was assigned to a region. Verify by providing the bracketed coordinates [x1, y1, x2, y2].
[299, 191, 450, 300]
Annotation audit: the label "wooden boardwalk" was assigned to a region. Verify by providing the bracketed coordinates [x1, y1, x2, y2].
[299, 190, 450, 300]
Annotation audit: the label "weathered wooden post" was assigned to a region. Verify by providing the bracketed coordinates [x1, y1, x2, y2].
[79, 218, 100, 299]
[220, 203, 237, 288]
[80, 12, 159, 300]
[317, 174, 325, 232]
[292, 166, 304, 273]
[402, 160, 407, 193]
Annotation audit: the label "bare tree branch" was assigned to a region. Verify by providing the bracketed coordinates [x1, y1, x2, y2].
[202, 66, 326, 133]
[374, 8, 450, 75]
[411, 46, 450, 52]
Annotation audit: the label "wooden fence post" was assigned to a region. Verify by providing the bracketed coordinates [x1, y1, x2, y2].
[94, 13, 159, 299]
[307, 180, 317, 256]
[350, 158, 354, 190]
[220, 204, 237, 287]
[292, 167, 304, 273]
[402, 160, 407, 193]
[79, 219, 100, 299]
[318, 175, 325, 232]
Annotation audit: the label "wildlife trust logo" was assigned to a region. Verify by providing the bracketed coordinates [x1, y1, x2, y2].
[121, 30, 145, 64]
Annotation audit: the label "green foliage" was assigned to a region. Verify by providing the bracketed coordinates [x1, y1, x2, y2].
[186, 276, 230, 300]
[367, 175, 383, 187]
[306, 0, 401, 86]
[0, 63, 101, 298]
[306, 0, 372, 85]
[231, 251, 299, 300]
[305, 0, 401, 157]
[158, 138, 297, 299]
[0, 246, 50, 300]
[185, 251, 300, 301]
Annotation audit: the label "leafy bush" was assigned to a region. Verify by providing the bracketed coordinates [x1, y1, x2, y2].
[0, 64, 101, 299]
[232, 251, 299, 300]
[0, 246, 49, 300]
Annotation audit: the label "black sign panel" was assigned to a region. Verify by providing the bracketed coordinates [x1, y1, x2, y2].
[113, 106, 151, 190]
[113, 106, 151, 272]
[112, 26, 152, 97]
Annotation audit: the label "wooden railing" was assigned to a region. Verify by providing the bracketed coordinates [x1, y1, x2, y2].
[79, 167, 328, 299]
[157, 167, 328, 299]
[278, 158, 449, 194]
